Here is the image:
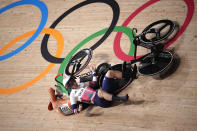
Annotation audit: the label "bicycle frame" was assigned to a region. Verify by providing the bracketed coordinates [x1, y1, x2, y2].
[57, 19, 177, 95]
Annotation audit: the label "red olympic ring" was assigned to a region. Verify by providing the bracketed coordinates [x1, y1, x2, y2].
[113, 0, 194, 62]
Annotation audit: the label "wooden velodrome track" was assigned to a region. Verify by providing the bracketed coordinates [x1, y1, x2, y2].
[0, 0, 197, 130]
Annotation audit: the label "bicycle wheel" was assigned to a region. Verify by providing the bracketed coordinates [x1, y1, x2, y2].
[65, 48, 92, 76]
[138, 51, 174, 76]
[140, 20, 175, 44]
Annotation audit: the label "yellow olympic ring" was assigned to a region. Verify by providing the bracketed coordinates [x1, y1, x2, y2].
[0, 28, 64, 94]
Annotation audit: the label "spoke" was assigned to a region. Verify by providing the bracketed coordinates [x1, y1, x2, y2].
[155, 31, 161, 40]
[159, 23, 169, 32]
[76, 63, 81, 72]
[148, 28, 157, 33]
[71, 63, 77, 75]
[78, 54, 87, 63]
[73, 51, 86, 60]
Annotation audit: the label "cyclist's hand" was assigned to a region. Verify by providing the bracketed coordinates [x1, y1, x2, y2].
[78, 104, 83, 112]
[75, 77, 80, 83]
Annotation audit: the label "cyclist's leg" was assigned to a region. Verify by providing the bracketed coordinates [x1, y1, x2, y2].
[93, 92, 111, 108]
[93, 70, 129, 108]
[97, 89, 128, 102]
[93, 89, 128, 108]
[97, 89, 112, 101]
[105, 70, 122, 79]
[101, 69, 128, 94]
[48, 88, 57, 103]
[102, 69, 132, 93]
[101, 76, 116, 94]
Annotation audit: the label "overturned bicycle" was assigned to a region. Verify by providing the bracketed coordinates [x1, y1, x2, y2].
[49, 19, 179, 115]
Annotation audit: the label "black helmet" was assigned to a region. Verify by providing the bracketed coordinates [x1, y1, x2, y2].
[96, 63, 111, 76]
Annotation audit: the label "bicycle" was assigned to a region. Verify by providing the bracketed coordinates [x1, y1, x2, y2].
[56, 19, 178, 96]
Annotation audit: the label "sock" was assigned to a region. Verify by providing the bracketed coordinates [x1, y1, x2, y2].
[112, 94, 129, 102]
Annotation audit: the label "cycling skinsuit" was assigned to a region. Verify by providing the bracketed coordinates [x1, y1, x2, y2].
[70, 74, 116, 113]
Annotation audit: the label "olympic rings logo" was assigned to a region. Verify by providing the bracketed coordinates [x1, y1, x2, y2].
[0, 0, 194, 94]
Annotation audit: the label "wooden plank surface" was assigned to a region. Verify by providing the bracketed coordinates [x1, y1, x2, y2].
[0, 0, 197, 130]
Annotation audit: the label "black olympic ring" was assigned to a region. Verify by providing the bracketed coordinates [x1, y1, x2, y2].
[41, 0, 120, 63]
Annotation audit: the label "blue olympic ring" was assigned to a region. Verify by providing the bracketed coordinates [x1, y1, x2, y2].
[0, 0, 48, 61]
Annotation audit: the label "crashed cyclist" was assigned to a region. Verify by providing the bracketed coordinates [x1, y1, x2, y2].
[48, 63, 132, 115]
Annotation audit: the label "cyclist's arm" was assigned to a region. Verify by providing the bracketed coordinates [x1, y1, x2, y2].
[78, 76, 92, 83]
[48, 88, 57, 103]
[70, 91, 80, 114]
[89, 72, 97, 88]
